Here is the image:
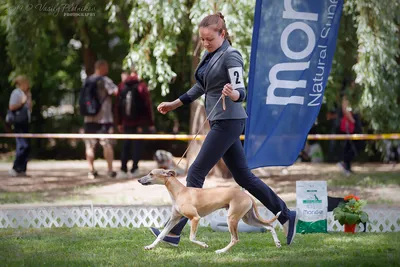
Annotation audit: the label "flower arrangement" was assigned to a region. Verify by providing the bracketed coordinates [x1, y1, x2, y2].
[333, 194, 369, 225]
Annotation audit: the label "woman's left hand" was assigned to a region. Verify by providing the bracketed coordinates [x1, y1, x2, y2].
[222, 83, 239, 101]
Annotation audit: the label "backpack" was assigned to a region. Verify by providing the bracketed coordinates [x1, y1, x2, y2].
[118, 79, 147, 120]
[79, 76, 104, 116]
[6, 104, 30, 125]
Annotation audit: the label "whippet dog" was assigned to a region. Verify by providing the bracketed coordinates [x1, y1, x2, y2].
[138, 169, 281, 253]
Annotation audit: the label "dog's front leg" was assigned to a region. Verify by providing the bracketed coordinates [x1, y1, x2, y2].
[182, 206, 208, 249]
[144, 210, 181, 250]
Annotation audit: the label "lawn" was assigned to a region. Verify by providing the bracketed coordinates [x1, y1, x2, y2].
[327, 171, 400, 187]
[0, 227, 399, 267]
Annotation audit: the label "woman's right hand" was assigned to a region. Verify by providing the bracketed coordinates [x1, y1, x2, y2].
[157, 102, 175, 115]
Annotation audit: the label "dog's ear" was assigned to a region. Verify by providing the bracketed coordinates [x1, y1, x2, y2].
[166, 170, 176, 177]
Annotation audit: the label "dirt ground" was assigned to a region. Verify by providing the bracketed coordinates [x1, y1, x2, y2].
[0, 160, 399, 207]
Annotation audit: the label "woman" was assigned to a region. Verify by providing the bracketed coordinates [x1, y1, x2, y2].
[8, 75, 32, 177]
[337, 82, 358, 176]
[151, 13, 297, 245]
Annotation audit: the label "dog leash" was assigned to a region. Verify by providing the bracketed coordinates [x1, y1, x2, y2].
[174, 94, 225, 171]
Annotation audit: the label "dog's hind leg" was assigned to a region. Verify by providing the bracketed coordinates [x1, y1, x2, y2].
[242, 210, 281, 248]
[144, 209, 181, 250]
[215, 198, 252, 253]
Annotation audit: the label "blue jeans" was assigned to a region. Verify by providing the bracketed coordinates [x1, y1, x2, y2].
[12, 123, 30, 173]
[120, 126, 145, 172]
[169, 119, 290, 235]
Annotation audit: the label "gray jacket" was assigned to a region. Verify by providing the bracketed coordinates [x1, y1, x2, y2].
[180, 40, 248, 121]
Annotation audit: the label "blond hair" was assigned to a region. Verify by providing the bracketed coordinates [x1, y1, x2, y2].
[14, 75, 29, 87]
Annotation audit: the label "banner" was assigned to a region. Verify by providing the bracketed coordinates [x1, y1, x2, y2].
[244, 0, 343, 168]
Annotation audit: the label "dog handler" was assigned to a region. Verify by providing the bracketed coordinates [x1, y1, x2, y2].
[152, 12, 298, 246]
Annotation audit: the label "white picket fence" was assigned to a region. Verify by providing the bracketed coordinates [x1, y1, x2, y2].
[0, 205, 399, 232]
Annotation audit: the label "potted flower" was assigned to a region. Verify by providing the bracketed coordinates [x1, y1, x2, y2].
[333, 194, 369, 233]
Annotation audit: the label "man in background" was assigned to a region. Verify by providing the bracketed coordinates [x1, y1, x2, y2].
[83, 60, 118, 179]
[116, 65, 155, 179]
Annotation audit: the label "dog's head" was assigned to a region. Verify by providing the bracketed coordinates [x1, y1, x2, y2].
[138, 169, 176, 186]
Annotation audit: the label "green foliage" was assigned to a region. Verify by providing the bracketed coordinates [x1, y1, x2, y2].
[333, 195, 369, 225]
[325, 9, 358, 110]
[0, 0, 129, 157]
[345, 0, 400, 132]
[118, 0, 252, 93]
[0, 11, 13, 133]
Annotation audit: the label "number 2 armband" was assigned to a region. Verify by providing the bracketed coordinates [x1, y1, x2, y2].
[228, 67, 244, 89]
[228, 67, 246, 102]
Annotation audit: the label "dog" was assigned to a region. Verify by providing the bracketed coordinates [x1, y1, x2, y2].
[138, 169, 281, 253]
[153, 150, 185, 175]
[153, 150, 174, 169]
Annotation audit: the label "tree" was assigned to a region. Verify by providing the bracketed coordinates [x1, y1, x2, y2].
[346, 0, 400, 132]
[0, 0, 130, 158]
[1, 0, 399, 163]
[114, 0, 254, 176]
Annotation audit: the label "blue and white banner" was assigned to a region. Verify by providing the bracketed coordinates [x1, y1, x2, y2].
[244, 0, 343, 168]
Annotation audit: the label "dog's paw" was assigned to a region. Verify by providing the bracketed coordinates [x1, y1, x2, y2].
[191, 240, 209, 248]
[275, 241, 281, 248]
[144, 245, 154, 250]
[215, 249, 225, 254]
[201, 242, 209, 248]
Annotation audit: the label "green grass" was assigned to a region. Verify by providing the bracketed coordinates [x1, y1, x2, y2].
[327, 172, 400, 187]
[0, 192, 46, 204]
[0, 227, 399, 266]
[0, 187, 94, 205]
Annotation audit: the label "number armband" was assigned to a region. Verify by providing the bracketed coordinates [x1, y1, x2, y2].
[228, 67, 244, 89]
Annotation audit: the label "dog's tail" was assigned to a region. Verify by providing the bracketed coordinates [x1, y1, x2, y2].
[251, 197, 281, 225]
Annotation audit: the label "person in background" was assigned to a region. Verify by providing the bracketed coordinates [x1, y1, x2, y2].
[120, 71, 129, 84]
[337, 81, 359, 176]
[116, 65, 156, 179]
[83, 60, 118, 179]
[8, 75, 32, 177]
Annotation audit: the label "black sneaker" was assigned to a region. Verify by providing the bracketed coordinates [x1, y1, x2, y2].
[149, 227, 180, 247]
[88, 171, 98, 179]
[107, 171, 117, 178]
[9, 169, 30, 177]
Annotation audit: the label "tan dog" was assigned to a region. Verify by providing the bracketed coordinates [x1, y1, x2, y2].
[138, 169, 281, 253]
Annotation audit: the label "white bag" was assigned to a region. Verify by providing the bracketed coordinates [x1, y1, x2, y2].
[296, 181, 328, 233]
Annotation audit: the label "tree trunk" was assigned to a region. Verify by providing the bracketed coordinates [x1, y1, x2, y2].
[76, 18, 96, 76]
[83, 46, 96, 76]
